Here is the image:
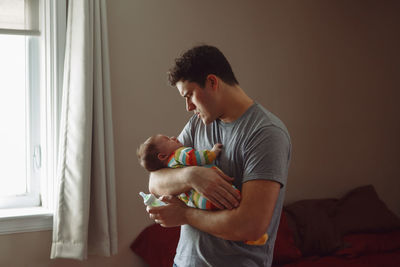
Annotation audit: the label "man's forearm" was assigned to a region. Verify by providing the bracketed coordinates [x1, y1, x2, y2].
[184, 207, 263, 241]
[149, 167, 192, 196]
[151, 166, 240, 210]
[181, 180, 280, 241]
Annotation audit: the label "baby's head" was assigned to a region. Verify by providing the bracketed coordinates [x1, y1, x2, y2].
[137, 134, 183, 172]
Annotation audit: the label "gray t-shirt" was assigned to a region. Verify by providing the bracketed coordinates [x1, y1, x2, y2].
[175, 102, 291, 267]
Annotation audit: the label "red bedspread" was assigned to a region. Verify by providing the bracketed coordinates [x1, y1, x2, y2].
[131, 186, 400, 267]
[279, 250, 400, 267]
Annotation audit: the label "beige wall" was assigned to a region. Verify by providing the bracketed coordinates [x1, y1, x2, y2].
[1, 1, 399, 266]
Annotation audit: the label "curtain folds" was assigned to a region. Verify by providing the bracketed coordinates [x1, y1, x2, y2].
[51, 0, 117, 260]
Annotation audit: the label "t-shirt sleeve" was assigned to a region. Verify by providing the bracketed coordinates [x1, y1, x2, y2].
[242, 126, 291, 188]
[177, 115, 196, 148]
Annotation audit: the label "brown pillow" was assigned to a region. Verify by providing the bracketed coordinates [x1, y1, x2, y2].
[285, 199, 343, 256]
[334, 185, 400, 235]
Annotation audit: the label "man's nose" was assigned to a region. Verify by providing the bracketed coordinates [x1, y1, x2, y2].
[170, 136, 177, 141]
[186, 98, 195, 112]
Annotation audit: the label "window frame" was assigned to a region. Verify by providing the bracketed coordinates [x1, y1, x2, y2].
[0, 0, 66, 235]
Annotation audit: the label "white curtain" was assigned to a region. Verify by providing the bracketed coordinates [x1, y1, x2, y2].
[51, 0, 118, 260]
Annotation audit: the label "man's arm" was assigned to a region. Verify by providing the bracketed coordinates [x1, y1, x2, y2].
[149, 166, 241, 209]
[149, 179, 280, 241]
[148, 167, 192, 196]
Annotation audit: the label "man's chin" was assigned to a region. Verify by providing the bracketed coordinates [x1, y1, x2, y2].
[202, 118, 213, 125]
[198, 114, 215, 125]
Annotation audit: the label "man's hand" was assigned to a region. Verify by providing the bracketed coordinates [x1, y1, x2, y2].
[147, 195, 189, 227]
[188, 166, 241, 210]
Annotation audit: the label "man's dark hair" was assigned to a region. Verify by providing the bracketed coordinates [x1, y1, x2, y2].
[168, 45, 239, 87]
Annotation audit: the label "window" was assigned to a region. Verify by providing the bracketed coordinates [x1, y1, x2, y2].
[0, 0, 66, 234]
[0, 31, 41, 209]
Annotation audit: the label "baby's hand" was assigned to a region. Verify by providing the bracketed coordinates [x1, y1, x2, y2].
[211, 143, 223, 157]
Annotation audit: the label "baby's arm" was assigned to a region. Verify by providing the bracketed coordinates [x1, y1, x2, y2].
[211, 143, 223, 158]
[173, 144, 223, 166]
[197, 143, 223, 165]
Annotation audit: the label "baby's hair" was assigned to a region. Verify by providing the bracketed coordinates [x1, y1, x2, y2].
[137, 136, 164, 172]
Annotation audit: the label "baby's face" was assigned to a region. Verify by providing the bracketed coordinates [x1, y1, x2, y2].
[154, 135, 183, 156]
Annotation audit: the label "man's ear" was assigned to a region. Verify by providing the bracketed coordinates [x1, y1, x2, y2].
[206, 74, 219, 90]
[157, 153, 168, 162]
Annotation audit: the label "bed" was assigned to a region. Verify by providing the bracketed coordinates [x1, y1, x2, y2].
[131, 185, 400, 266]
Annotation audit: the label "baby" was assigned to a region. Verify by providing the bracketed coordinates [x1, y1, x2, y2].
[137, 134, 268, 245]
[137, 134, 225, 209]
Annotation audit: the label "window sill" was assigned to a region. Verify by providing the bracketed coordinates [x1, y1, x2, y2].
[0, 207, 53, 235]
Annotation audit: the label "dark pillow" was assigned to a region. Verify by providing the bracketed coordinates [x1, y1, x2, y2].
[335, 230, 400, 258]
[131, 224, 180, 267]
[273, 211, 302, 265]
[335, 185, 400, 235]
[285, 199, 343, 256]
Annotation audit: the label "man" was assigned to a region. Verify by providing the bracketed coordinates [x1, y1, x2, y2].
[147, 45, 291, 266]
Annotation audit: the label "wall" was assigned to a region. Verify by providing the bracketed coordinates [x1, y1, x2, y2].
[0, 1, 399, 266]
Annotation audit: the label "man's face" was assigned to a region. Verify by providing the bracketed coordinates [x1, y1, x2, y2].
[176, 80, 219, 125]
